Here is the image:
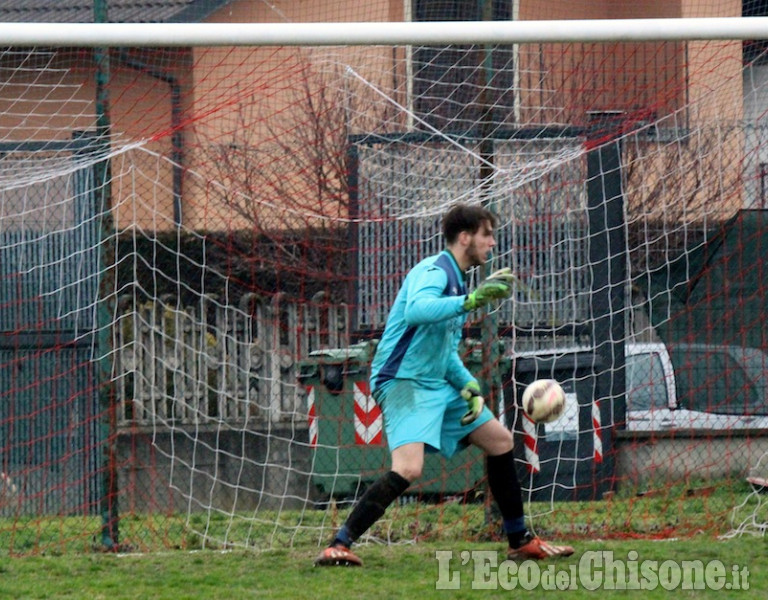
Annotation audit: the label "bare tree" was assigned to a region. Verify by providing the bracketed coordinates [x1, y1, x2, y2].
[206, 53, 398, 233]
[195, 50, 401, 300]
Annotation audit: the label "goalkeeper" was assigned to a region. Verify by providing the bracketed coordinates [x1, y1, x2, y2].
[315, 203, 574, 567]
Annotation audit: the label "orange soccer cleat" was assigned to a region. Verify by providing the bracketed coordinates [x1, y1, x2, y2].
[314, 544, 363, 567]
[507, 534, 574, 560]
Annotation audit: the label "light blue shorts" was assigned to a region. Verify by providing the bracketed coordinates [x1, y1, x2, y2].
[373, 379, 495, 458]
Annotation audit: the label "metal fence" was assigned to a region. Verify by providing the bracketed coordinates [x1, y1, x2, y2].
[0, 142, 103, 516]
[353, 135, 590, 331]
[114, 293, 352, 427]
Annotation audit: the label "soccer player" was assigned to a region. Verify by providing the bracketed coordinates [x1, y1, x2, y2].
[314, 203, 574, 566]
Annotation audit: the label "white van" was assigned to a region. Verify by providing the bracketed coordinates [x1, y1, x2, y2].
[509, 342, 768, 433]
[625, 342, 768, 432]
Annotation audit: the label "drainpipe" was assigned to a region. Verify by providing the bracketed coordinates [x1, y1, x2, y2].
[116, 50, 184, 227]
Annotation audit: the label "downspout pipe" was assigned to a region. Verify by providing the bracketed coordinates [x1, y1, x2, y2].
[116, 50, 184, 227]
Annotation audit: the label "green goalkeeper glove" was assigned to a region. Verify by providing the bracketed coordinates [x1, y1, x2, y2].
[460, 381, 485, 426]
[463, 267, 516, 311]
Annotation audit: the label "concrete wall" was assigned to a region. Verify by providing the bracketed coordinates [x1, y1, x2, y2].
[116, 426, 321, 514]
[115, 426, 768, 513]
[615, 430, 768, 488]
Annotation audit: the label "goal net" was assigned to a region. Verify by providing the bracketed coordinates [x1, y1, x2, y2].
[1, 0, 768, 555]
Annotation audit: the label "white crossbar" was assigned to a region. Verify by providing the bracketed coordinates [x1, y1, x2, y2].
[0, 18, 768, 47]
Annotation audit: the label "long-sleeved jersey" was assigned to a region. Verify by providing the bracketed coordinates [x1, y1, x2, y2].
[370, 249, 476, 393]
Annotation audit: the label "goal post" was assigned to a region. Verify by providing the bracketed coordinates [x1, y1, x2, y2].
[1, 7, 768, 555]
[2, 18, 768, 46]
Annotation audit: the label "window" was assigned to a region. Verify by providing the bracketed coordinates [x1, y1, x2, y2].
[411, 0, 516, 135]
[671, 348, 759, 415]
[744, 0, 768, 64]
[731, 348, 768, 414]
[626, 352, 669, 411]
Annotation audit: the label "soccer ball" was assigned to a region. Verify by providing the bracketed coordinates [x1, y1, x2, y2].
[521, 379, 566, 424]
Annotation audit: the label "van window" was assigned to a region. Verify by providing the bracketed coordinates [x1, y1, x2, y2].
[626, 351, 668, 411]
[670, 347, 759, 415]
[730, 348, 768, 415]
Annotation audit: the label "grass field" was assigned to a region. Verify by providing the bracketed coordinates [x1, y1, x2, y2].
[0, 537, 765, 599]
[1, 479, 766, 598]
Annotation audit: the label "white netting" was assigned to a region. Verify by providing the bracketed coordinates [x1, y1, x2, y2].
[2, 10, 768, 555]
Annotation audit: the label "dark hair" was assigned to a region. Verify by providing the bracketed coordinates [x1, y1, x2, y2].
[442, 203, 496, 244]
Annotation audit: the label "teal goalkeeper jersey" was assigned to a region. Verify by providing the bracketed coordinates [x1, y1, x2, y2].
[370, 250, 476, 393]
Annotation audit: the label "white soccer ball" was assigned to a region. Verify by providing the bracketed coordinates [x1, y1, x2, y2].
[521, 379, 566, 424]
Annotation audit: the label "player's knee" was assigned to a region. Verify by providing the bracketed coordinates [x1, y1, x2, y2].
[393, 463, 423, 482]
[503, 426, 514, 445]
[494, 430, 515, 454]
[480, 426, 514, 455]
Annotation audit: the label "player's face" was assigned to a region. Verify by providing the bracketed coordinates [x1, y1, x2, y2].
[466, 221, 496, 267]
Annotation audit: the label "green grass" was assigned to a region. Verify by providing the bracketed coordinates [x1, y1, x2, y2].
[5, 478, 764, 555]
[1, 478, 767, 598]
[0, 537, 765, 599]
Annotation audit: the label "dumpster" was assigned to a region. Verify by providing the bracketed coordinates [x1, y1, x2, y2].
[506, 349, 610, 501]
[298, 341, 495, 501]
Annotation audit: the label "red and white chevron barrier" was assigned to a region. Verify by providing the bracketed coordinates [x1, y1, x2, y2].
[521, 412, 540, 473]
[592, 398, 603, 463]
[306, 385, 318, 447]
[353, 380, 383, 445]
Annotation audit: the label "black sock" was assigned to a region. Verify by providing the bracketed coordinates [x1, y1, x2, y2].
[486, 449, 528, 548]
[332, 471, 410, 547]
